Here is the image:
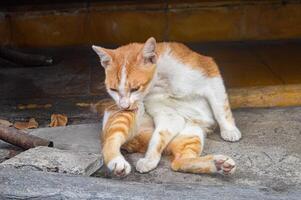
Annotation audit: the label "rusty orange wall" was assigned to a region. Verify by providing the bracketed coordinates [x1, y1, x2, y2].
[1, 1, 301, 47]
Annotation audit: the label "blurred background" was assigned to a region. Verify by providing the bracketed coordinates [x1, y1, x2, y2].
[0, 0, 301, 125]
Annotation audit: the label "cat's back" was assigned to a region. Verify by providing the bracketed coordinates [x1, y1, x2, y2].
[156, 42, 220, 78]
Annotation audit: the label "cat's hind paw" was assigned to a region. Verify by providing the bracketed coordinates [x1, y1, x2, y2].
[213, 155, 236, 175]
[107, 156, 131, 177]
[221, 127, 241, 142]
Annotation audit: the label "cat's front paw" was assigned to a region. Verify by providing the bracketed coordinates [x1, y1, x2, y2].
[221, 127, 241, 142]
[213, 155, 236, 175]
[136, 158, 159, 173]
[107, 156, 131, 177]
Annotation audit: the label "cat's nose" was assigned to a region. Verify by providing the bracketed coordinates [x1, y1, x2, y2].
[119, 98, 130, 109]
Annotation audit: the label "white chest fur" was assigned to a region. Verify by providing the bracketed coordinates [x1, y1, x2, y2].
[144, 50, 216, 128]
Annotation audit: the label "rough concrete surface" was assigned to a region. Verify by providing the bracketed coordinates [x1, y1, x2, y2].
[0, 146, 102, 176]
[25, 107, 301, 190]
[0, 167, 300, 200]
[0, 106, 301, 199]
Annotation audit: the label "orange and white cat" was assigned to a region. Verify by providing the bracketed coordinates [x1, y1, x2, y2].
[92, 37, 241, 177]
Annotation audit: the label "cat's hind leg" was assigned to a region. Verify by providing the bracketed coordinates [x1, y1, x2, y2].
[167, 124, 236, 175]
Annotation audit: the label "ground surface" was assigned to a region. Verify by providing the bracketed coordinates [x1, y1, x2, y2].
[1, 167, 300, 200]
[1, 106, 300, 199]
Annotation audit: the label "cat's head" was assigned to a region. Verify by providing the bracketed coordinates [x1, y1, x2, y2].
[92, 37, 157, 110]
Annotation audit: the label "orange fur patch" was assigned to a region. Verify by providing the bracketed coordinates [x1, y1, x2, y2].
[165, 135, 216, 174]
[167, 136, 202, 159]
[122, 130, 152, 153]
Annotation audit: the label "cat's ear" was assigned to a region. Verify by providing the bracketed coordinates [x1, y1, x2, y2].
[92, 45, 112, 68]
[143, 37, 157, 64]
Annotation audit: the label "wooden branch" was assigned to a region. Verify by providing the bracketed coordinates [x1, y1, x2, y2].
[0, 125, 53, 150]
[0, 47, 53, 67]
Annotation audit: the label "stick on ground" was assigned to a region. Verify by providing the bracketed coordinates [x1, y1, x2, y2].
[0, 47, 53, 67]
[0, 125, 53, 150]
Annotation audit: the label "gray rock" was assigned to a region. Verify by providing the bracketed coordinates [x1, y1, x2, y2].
[0, 146, 102, 176]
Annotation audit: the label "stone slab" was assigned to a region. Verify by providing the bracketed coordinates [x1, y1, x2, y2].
[0, 167, 299, 200]
[29, 123, 102, 154]
[0, 146, 102, 176]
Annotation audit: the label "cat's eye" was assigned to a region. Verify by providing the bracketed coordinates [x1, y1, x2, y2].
[130, 87, 140, 93]
[110, 88, 118, 92]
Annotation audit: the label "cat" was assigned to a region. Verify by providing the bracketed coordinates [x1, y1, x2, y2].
[92, 37, 241, 177]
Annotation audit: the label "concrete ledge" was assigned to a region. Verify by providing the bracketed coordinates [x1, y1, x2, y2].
[0, 167, 299, 200]
[229, 84, 301, 108]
